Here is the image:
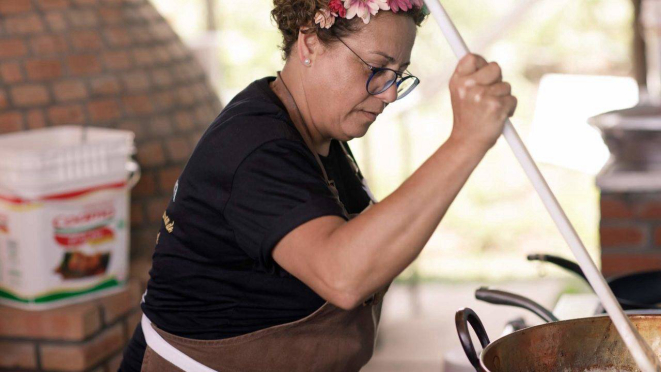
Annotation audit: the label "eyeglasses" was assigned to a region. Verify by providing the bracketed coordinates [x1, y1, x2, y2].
[334, 35, 420, 101]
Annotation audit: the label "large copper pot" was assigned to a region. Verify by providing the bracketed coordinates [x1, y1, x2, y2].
[457, 308, 661, 371]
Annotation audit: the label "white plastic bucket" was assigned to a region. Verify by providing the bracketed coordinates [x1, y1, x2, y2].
[0, 126, 138, 310]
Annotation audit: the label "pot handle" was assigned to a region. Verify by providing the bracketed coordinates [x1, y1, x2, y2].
[527, 253, 588, 282]
[475, 287, 559, 323]
[455, 308, 490, 371]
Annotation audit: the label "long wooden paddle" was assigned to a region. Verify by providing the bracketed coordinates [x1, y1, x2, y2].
[421, 1, 661, 370]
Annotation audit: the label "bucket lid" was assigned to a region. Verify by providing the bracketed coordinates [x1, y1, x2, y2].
[0, 126, 135, 171]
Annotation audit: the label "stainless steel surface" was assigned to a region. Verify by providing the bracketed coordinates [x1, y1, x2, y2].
[596, 159, 661, 192]
[590, 105, 661, 166]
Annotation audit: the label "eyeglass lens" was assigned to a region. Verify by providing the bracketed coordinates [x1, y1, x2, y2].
[367, 70, 419, 100]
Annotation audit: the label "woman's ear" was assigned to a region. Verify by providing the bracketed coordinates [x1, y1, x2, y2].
[296, 28, 320, 67]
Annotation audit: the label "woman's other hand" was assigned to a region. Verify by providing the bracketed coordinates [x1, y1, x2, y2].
[448, 53, 518, 152]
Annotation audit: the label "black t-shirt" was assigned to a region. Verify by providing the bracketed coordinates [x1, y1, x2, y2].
[119, 76, 372, 371]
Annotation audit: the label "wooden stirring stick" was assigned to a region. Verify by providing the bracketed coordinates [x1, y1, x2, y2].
[422, 0, 661, 370]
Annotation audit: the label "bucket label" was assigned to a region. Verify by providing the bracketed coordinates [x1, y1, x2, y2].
[51, 201, 118, 280]
[0, 214, 7, 234]
[53, 204, 116, 248]
[0, 181, 129, 308]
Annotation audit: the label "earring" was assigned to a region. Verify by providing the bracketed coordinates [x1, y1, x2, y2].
[304, 58, 311, 66]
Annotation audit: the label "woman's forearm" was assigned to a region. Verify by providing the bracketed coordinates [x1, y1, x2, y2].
[322, 136, 488, 306]
[273, 54, 517, 310]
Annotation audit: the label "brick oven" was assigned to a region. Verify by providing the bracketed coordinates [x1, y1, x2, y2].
[593, 105, 661, 276]
[594, 0, 661, 277]
[0, 0, 222, 370]
[600, 191, 661, 275]
[0, 0, 223, 261]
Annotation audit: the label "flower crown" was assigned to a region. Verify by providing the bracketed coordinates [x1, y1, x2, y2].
[315, 0, 427, 28]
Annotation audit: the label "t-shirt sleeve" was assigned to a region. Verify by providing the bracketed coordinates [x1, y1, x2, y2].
[223, 138, 349, 274]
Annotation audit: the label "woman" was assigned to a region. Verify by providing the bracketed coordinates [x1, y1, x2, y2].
[120, 0, 517, 370]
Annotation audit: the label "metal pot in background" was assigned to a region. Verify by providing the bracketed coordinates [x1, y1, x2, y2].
[528, 253, 661, 310]
[475, 287, 661, 320]
[474, 287, 559, 323]
[588, 104, 661, 167]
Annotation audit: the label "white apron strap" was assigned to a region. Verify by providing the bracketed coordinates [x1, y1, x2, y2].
[141, 291, 217, 372]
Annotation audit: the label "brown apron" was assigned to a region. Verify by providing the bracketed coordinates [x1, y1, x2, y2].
[140, 73, 387, 372]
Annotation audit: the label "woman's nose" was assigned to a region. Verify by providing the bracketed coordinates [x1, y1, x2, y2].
[374, 82, 398, 103]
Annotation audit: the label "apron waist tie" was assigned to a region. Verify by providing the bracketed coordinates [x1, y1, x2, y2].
[141, 313, 217, 372]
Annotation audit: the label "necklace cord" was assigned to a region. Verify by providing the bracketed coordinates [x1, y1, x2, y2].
[275, 71, 374, 205]
[276, 71, 338, 196]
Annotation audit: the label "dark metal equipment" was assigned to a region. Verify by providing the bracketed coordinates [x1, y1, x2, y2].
[529, 254, 661, 310]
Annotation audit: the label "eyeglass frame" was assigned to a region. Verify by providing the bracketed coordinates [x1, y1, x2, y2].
[332, 33, 420, 100]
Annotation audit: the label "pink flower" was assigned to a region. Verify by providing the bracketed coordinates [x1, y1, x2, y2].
[329, 0, 346, 17]
[410, 0, 423, 8]
[343, 0, 390, 24]
[388, 0, 412, 12]
[315, 8, 336, 29]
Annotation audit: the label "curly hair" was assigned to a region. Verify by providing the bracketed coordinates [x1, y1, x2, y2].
[271, 0, 428, 60]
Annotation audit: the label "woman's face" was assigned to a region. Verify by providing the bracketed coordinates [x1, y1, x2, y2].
[304, 12, 417, 141]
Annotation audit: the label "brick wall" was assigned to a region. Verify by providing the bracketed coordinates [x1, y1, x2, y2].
[0, 0, 223, 259]
[0, 281, 142, 372]
[0, 0, 224, 368]
[600, 192, 661, 276]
